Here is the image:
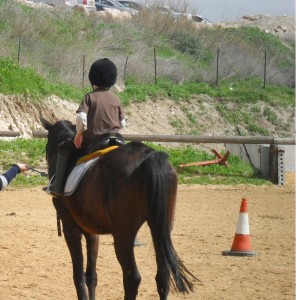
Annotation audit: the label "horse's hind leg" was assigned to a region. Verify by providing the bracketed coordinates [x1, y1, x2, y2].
[113, 234, 141, 300]
[84, 233, 99, 300]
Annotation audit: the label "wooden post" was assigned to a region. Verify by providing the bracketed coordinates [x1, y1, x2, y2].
[0, 131, 20, 137]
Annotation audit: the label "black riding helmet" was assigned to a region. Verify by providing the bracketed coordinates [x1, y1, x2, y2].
[88, 58, 117, 89]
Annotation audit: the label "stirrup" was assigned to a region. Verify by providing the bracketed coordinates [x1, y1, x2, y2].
[44, 175, 64, 198]
[46, 188, 64, 198]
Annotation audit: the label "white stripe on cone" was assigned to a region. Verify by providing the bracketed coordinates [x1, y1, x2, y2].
[235, 212, 250, 235]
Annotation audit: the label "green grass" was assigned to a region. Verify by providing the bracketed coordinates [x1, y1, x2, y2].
[7, 172, 48, 188]
[145, 143, 270, 185]
[203, 26, 295, 70]
[120, 77, 295, 106]
[0, 138, 48, 187]
[0, 138, 46, 167]
[0, 57, 293, 137]
[0, 139, 271, 187]
[1, 56, 294, 109]
[235, 27, 294, 68]
[171, 32, 214, 67]
[0, 59, 84, 102]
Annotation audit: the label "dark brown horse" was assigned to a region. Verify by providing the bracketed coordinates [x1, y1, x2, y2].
[41, 117, 196, 300]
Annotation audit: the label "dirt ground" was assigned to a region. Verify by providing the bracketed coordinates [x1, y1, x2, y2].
[0, 174, 294, 300]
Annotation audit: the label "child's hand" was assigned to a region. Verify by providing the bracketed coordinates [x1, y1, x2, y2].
[74, 134, 83, 149]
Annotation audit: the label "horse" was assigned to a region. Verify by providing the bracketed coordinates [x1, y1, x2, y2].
[40, 117, 196, 300]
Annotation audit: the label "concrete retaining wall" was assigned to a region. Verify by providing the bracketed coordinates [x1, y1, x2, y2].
[225, 144, 295, 182]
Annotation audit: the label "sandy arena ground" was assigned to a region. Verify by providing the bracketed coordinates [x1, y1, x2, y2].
[0, 174, 294, 300]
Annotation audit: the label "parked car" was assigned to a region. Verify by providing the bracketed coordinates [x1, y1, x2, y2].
[192, 15, 213, 24]
[95, 0, 138, 15]
[149, 5, 193, 20]
[151, 6, 182, 18]
[117, 0, 144, 11]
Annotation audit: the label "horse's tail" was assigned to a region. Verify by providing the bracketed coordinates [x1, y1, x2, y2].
[142, 151, 197, 294]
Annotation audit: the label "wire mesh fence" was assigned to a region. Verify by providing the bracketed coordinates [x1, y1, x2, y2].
[0, 33, 294, 89]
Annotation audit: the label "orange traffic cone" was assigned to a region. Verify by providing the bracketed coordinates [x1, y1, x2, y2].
[222, 198, 257, 256]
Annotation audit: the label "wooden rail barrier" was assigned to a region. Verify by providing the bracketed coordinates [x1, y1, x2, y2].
[1, 131, 294, 185]
[0, 131, 21, 137]
[32, 132, 296, 145]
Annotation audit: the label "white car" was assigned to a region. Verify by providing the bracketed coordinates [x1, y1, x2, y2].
[150, 6, 193, 20]
[192, 15, 213, 24]
[118, 0, 144, 11]
[95, 0, 138, 15]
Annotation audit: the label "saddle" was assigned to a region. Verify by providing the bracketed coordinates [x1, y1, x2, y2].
[86, 132, 125, 154]
[78, 132, 125, 163]
[64, 132, 125, 196]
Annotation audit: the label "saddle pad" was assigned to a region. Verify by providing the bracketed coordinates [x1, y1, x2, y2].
[64, 157, 99, 196]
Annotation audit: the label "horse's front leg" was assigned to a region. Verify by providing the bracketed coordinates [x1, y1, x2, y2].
[53, 199, 88, 300]
[63, 223, 88, 300]
[84, 233, 99, 300]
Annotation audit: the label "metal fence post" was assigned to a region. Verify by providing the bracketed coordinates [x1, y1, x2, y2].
[263, 51, 267, 89]
[154, 47, 157, 85]
[82, 54, 86, 88]
[215, 47, 219, 86]
[17, 36, 21, 64]
[124, 56, 128, 82]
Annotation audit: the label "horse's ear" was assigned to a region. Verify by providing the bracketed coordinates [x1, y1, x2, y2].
[40, 117, 53, 131]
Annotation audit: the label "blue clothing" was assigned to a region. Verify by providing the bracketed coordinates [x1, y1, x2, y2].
[0, 164, 21, 191]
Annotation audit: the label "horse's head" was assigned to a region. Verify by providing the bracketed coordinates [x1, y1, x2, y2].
[40, 117, 75, 141]
[40, 117, 76, 177]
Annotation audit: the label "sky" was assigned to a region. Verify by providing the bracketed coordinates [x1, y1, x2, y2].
[186, 0, 295, 23]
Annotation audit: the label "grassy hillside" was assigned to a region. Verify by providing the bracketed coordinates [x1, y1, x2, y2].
[0, 1, 294, 138]
[0, 58, 294, 138]
[0, 0, 295, 87]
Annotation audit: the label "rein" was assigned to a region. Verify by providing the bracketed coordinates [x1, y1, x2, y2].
[27, 166, 48, 177]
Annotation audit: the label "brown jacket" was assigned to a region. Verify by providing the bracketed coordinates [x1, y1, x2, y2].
[76, 88, 125, 140]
